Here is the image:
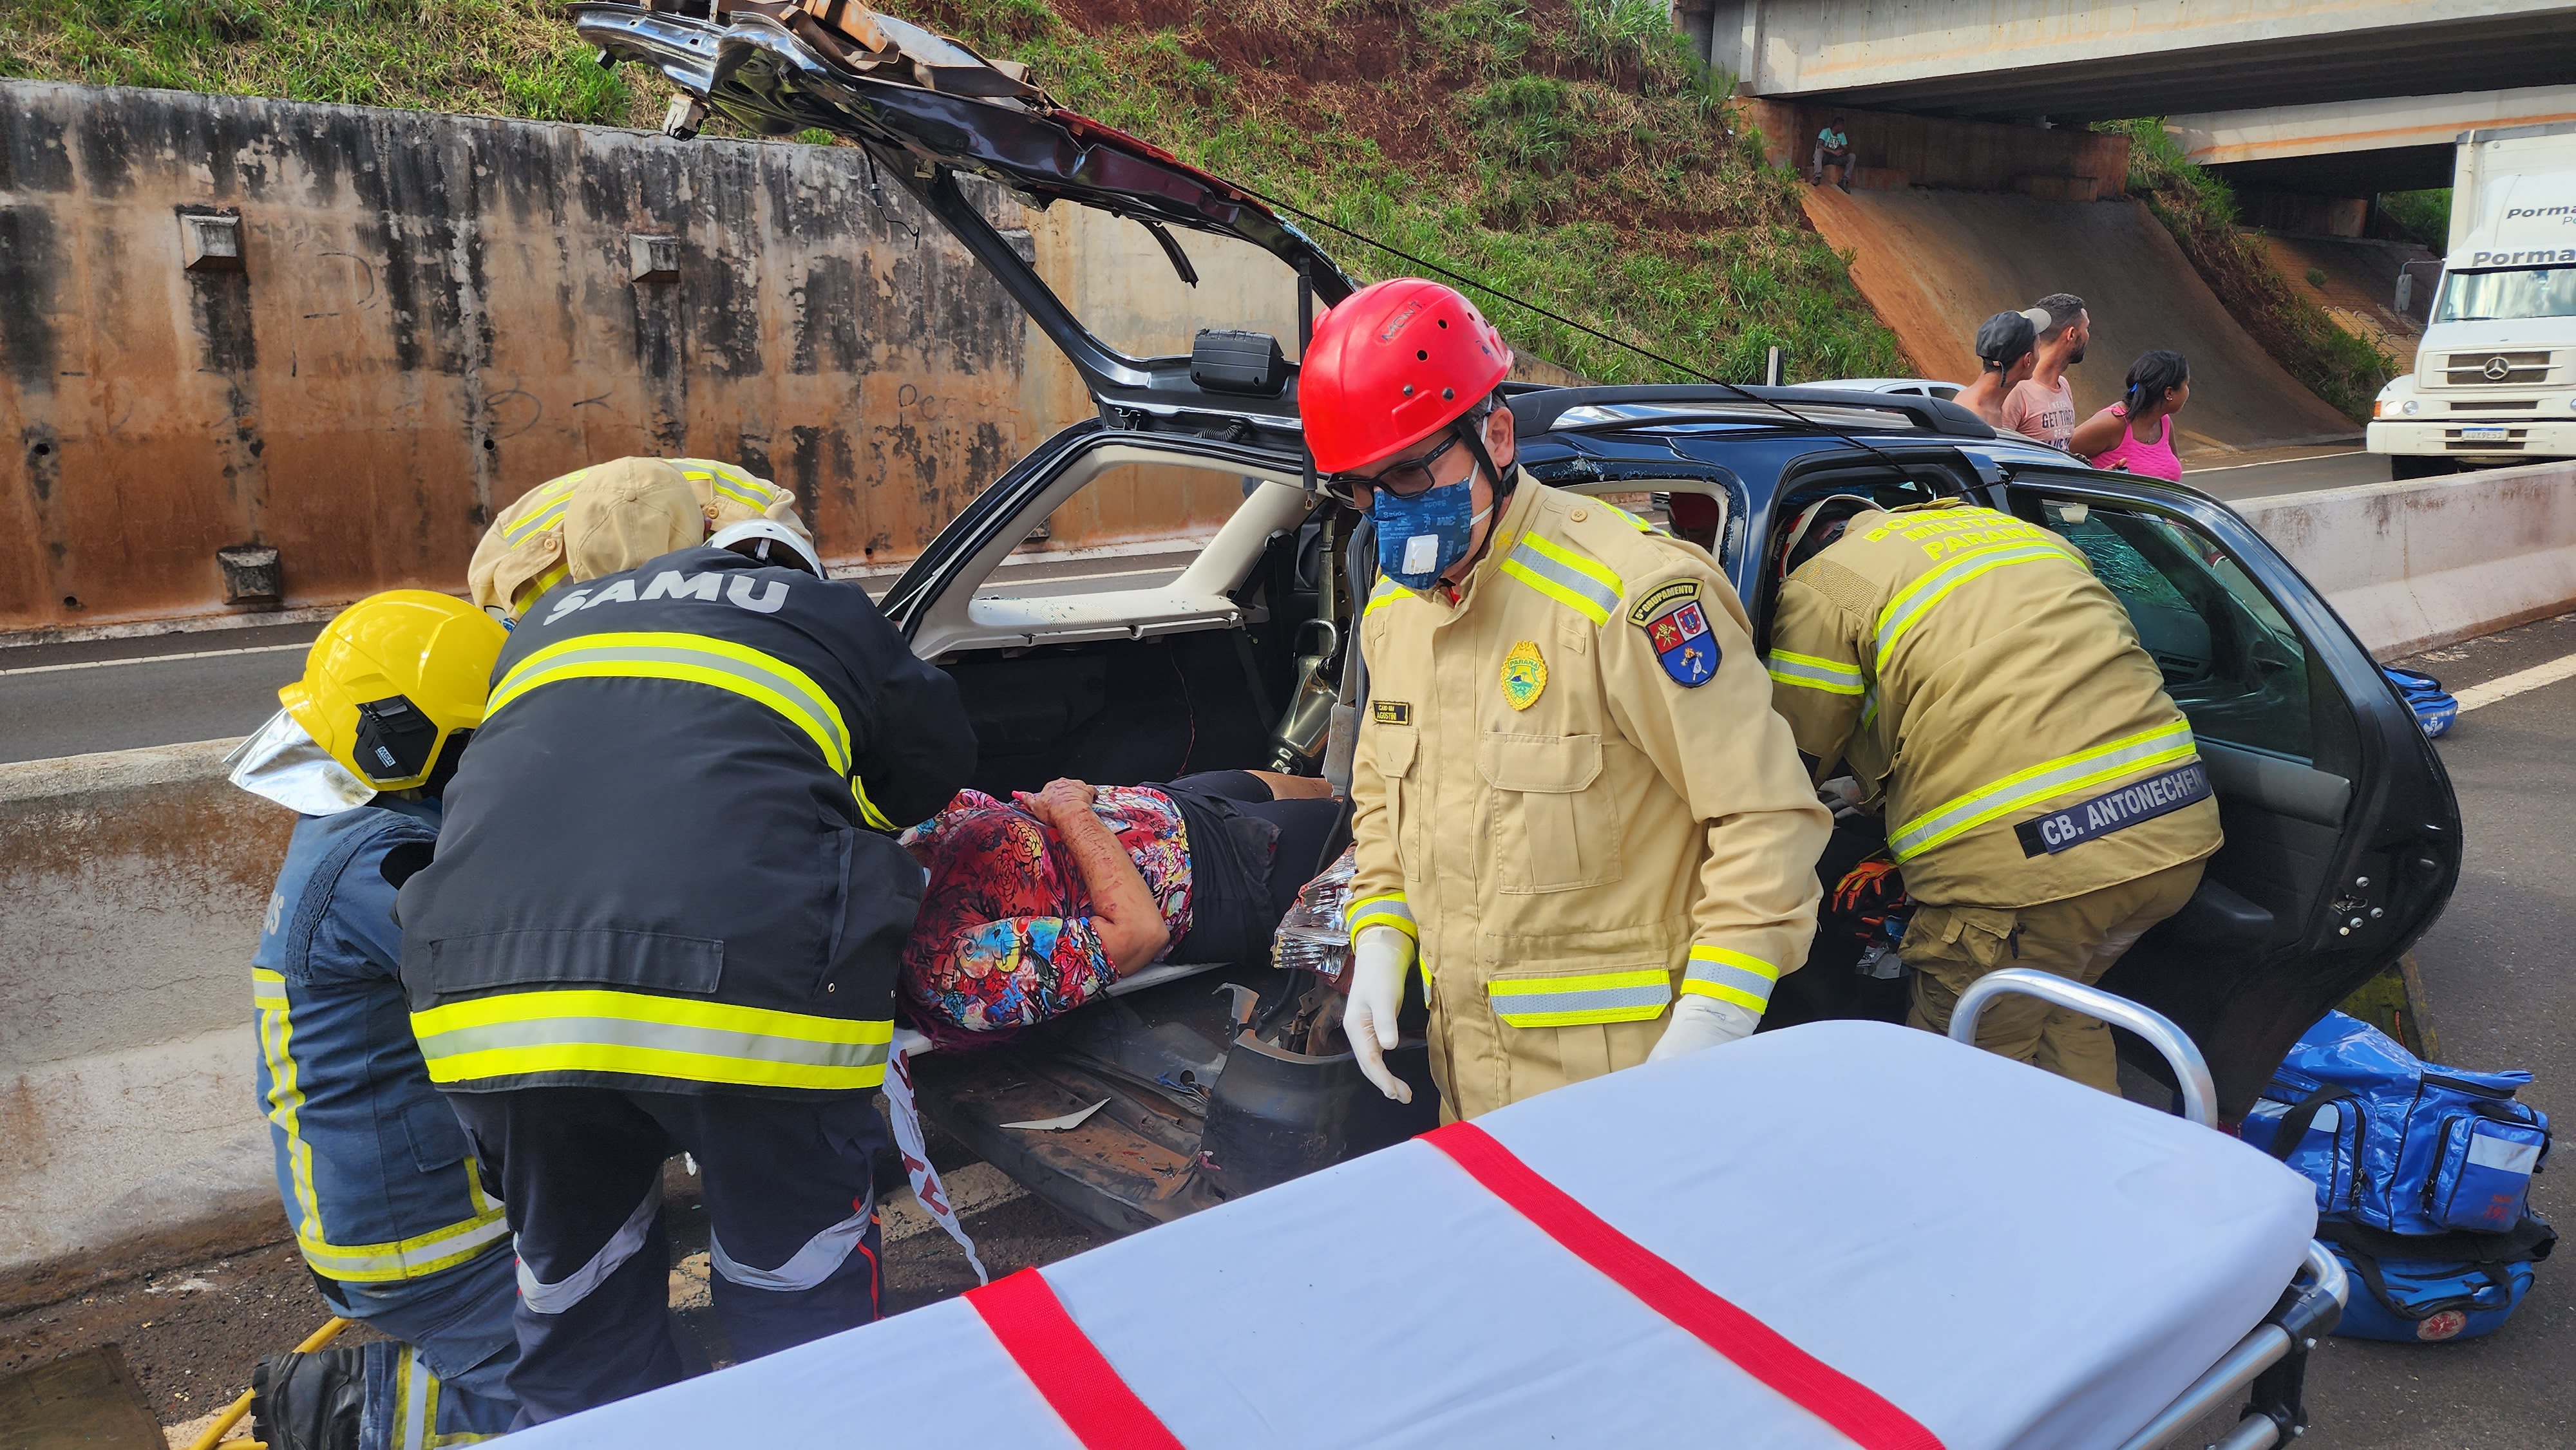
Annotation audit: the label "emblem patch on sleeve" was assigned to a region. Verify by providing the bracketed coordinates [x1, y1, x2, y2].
[1636, 582, 1718, 687]
[1501, 639, 1548, 710]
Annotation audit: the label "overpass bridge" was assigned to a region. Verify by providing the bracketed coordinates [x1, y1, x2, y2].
[1691, 1, 2576, 124]
[2171, 84, 2576, 196]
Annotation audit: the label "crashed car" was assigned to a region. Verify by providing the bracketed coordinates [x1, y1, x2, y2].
[578, 2, 2463, 1239]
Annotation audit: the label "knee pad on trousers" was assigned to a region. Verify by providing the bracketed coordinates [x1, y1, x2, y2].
[252, 1346, 367, 1450]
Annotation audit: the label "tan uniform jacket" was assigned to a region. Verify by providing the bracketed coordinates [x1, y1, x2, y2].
[1763, 502, 2221, 909]
[468, 457, 810, 616]
[1349, 477, 1830, 1119]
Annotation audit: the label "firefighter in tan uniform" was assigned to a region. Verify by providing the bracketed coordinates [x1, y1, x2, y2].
[1763, 494, 2222, 1091]
[467, 455, 813, 620]
[1301, 279, 1831, 1120]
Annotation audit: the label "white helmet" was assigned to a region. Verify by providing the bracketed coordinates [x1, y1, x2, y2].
[708, 518, 824, 578]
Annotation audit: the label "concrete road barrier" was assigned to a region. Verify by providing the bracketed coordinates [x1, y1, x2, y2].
[0, 740, 289, 1314]
[2242, 458, 2576, 659]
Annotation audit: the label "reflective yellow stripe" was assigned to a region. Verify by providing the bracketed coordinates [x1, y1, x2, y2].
[1765, 650, 1866, 695]
[1348, 892, 1417, 944]
[1873, 540, 2079, 672]
[512, 562, 571, 617]
[1889, 720, 2200, 862]
[1602, 502, 1660, 534]
[1499, 532, 1622, 626]
[488, 631, 852, 777]
[851, 775, 897, 832]
[683, 464, 772, 514]
[255, 973, 510, 1282]
[1363, 579, 1408, 617]
[412, 989, 894, 1092]
[1488, 968, 1671, 1027]
[1681, 945, 1779, 1013]
[501, 471, 586, 543]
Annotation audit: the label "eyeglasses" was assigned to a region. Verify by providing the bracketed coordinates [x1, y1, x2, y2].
[1328, 430, 1471, 502]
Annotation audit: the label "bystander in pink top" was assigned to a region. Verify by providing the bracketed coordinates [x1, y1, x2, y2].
[2082, 404, 2183, 481]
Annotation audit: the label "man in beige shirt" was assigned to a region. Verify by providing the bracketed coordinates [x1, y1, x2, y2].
[2000, 294, 2088, 450]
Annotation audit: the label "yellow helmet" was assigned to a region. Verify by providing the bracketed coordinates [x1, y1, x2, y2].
[281, 590, 507, 791]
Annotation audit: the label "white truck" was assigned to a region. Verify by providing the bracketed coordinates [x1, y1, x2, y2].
[2370, 120, 2576, 478]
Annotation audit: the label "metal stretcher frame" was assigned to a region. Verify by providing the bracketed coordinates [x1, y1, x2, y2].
[1949, 970, 2350, 1450]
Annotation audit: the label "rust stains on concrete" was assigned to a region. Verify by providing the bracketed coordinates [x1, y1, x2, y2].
[0, 80, 1206, 632]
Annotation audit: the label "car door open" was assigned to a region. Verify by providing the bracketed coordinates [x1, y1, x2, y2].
[2002, 474, 2461, 1116]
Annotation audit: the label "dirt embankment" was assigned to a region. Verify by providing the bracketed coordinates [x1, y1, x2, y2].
[1803, 187, 2360, 455]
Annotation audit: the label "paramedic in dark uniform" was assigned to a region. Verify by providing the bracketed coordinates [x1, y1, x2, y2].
[396, 521, 976, 1424]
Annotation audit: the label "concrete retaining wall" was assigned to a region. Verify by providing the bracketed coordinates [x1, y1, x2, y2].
[6, 464, 2571, 1311]
[0, 80, 1305, 634]
[2243, 459, 2576, 659]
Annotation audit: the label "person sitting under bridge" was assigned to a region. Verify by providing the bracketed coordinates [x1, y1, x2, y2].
[1813, 117, 1855, 192]
[900, 772, 1341, 1035]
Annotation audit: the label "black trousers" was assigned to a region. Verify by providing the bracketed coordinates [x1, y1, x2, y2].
[446, 1086, 887, 1426]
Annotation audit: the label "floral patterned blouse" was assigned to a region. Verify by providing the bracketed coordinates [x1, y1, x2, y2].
[900, 787, 1193, 1031]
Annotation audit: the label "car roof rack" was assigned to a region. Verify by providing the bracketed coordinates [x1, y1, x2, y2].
[1504, 384, 1996, 442]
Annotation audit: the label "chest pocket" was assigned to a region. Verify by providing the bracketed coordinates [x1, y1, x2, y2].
[1479, 732, 1621, 894]
[1376, 725, 1421, 875]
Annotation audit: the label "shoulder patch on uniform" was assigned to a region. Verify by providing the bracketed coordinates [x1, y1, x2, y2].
[1627, 578, 1701, 625]
[1373, 700, 1413, 724]
[1635, 581, 1718, 687]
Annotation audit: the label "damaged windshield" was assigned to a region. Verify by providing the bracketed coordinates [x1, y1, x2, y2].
[2434, 265, 2576, 323]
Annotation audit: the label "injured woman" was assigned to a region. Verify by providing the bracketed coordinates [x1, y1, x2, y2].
[900, 771, 1343, 1035]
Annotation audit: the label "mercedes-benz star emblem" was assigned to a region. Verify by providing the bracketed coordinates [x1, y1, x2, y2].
[2483, 356, 2514, 381]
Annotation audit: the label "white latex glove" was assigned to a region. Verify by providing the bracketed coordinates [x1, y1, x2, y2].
[1647, 993, 1759, 1062]
[1343, 926, 1416, 1104]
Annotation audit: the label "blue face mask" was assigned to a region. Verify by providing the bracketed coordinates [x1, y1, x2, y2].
[1372, 473, 1493, 590]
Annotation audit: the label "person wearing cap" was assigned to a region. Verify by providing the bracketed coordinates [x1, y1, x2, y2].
[1760, 494, 2220, 1091]
[393, 512, 975, 1422]
[1953, 310, 2038, 428]
[468, 456, 813, 620]
[224, 590, 519, 1449]
[1309, 278, 1830, 1120]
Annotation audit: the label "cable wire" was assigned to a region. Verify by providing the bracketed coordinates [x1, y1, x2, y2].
[1231, 181, 1918, 473]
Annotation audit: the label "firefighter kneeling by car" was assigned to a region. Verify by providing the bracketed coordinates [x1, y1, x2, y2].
[1309, 278, 1832, 1120]
[1763, 495, 2222, 1091]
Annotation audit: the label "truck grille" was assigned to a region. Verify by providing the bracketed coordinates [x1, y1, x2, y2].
[2450, 399, 2537, 411]
[2442, 350, 2552, 387]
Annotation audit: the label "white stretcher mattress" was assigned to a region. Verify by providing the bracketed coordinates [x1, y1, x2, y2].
[513, 1020, 2318, 1449]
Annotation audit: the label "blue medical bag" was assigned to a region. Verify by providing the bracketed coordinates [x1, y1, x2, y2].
[2383, 666, 2458, 738]
[2240, 1011, 2553, 1342]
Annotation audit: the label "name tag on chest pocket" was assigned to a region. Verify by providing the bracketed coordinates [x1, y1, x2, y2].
[1479, 732, 1621, 893]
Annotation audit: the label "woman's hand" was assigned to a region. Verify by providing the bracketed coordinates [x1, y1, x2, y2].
[1015, 778, 1097, 825]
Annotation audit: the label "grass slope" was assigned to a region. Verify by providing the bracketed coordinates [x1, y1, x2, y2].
[5, 0, 1906, 386]
[2105, 118, 2393, 424]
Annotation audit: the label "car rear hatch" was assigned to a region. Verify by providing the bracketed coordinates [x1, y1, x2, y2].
[572, 0, 1354, 442]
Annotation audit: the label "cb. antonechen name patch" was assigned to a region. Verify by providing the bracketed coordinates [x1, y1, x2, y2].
[1630, 579, 1717, 687]
[2014, 760, 2212, 857]
[1373, 700, 1413, 725]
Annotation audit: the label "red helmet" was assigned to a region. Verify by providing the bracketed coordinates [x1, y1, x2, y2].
[1300, 278, 1514, 474]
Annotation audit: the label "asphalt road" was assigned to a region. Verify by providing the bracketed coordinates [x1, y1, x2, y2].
[0, 549, 1196, 764]
[2184, 446, 2388, 502]
[2181, 610, 2576, 1447]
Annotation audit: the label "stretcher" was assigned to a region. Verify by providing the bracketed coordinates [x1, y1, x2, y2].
[512, 971, 2345, 1449]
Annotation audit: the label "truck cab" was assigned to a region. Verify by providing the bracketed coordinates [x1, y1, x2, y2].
[2369, 120, 2576, 478]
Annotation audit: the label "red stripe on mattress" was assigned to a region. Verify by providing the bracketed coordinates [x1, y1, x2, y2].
[1423, 1120, 1946, 1450]
[967, 1268, 1186, 1450]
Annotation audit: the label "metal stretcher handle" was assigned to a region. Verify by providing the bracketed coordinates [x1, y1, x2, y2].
[1946, 968, 2219, 1129]
[2114, 1243, 2351, 1450]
